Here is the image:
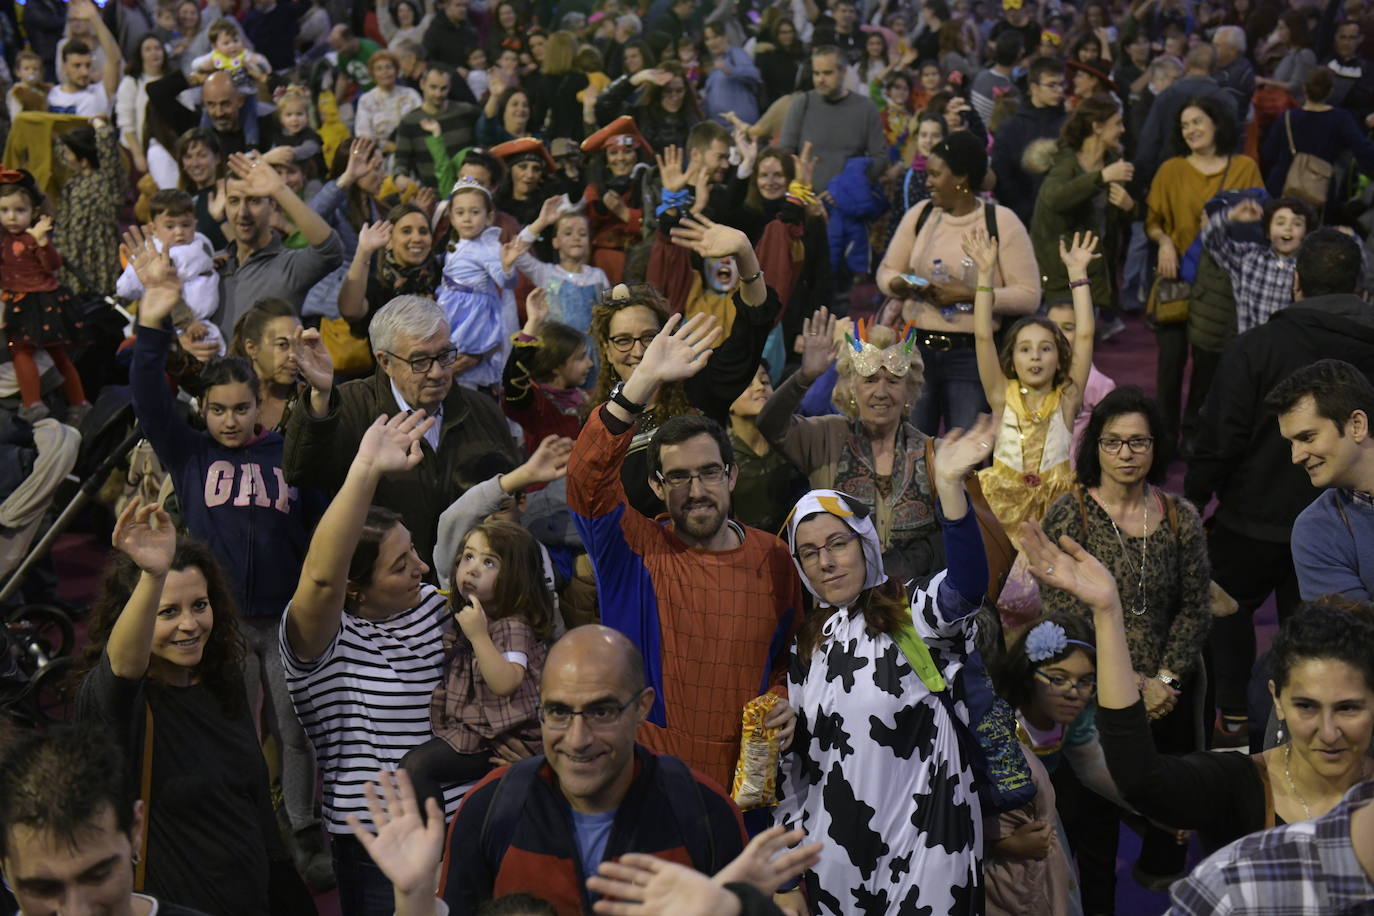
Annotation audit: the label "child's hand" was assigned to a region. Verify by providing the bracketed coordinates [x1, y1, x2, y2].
[420, 117, 441, 137]
[960, 227, 999, 275]
[523, 433, 573, 485]
[455, 594, 490, 640]
[533, 194, 567, 233]
[524, 286, 549, 330]
[1227, 199, 1263, 223]
[182, 321, 221, 362]
[357, 220, 393, 256]
[1058, 230, 1100, 275]
[27, 214, 52, 245]
[500, 236, 529, 272]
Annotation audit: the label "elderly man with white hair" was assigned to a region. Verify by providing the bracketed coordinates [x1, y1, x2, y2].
[1213, 25, 1256, 121]
[283, 294, 520, 567]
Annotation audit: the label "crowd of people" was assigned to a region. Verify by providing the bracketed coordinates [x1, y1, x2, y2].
[0, 0, 1373, 914]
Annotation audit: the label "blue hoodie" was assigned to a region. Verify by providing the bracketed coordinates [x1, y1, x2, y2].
[131, 326, 321, 619]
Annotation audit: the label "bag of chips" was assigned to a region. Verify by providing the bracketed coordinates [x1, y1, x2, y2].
[731, 693, 783, 810]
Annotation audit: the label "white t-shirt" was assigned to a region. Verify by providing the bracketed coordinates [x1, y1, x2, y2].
[47, 83, 111, 117]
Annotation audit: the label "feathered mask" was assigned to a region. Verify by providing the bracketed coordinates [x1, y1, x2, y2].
[841, 319, 921, 378]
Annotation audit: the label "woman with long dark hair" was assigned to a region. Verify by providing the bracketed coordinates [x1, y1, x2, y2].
[174, 127, 227, 249]
[594, 60, 703, 153]
[74, 499, 305, 914]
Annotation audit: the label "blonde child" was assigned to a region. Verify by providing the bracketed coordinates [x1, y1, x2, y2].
[437, 177, 525, 392]
[401, 519, 553, 814]
[6, 50, 50, 121]
[967, 228, 1097, 546]
[0, 171, 89, 424]
[265, 86, 325, 181]
[514, 195, 608, 339]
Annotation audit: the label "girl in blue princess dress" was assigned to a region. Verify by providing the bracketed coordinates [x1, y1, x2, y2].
[438, 177, 526, 391]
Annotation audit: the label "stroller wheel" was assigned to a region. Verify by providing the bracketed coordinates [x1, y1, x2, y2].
[26, 655, 75, 725]
[7, 604, 77, 664]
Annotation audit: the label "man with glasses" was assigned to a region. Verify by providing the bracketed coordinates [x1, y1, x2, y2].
[567, 312, 802, 790]
[284, 294, 519, 568]
[990, 56, 1067, 226]
[438, 625, 748, 913]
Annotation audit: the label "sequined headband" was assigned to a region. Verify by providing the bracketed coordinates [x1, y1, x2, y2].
[843, 320, 919, 378]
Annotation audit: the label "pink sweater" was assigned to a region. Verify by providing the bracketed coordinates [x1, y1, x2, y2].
[878, 200, 1043, 324]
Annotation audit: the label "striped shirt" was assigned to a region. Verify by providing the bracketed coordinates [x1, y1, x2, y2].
[279, 586, 458, 833]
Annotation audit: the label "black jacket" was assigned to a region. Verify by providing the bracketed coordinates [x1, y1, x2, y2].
[990, 102, 1066, 226]
[1185, 294, 1374, 542]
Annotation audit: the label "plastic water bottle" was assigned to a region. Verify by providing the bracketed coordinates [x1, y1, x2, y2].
[931, 259, 949, 284]
[960, 256, 976, 284]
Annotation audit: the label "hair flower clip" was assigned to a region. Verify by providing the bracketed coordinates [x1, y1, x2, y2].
[1025, 621, 1068, 662]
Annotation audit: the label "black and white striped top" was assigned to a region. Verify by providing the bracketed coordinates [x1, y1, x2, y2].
[279, 586, 460, 834]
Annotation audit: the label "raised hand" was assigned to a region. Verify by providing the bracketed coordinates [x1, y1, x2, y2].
[798, 307, 838, 383]
[227, 153, 286, 198]
[340, 137, 378, 188]
[644, 68, 674, 86]
[121, 226, 181, 299]
[534, 193, 567, 232]
[667, 214, 747, 259]
[355, 411, 436, 475]
[960, 226, 999, 275]
[67, 0, 99, 21]
[357, 220, 393, 256]
[412, 185, 438, 215]
[1058, 230, 1100, 274]
[793, 140, 817, 188]
[931, 413, 996, 485]
[1019, 518, 1122, 614]
[523, 286, 549, 330]
[289, 327, 335, 391]
[455, 593, 490, 639]
[523, 433, 573, 484]
[500, 235, 530, 272]
[28, 214, 52, 245]
[712, 826, 822, 895]
[261, 145, 296, 167]
[112, 497, 177, 577]
[345, 769, 444, 896]
[655, 145, 691, 193]
[733, 127, 757, 169]
[639, 312, 722, 384]
[588, 856, 743, 916]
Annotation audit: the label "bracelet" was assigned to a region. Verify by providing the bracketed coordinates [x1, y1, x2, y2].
[1068, 278, 1091, 289]
[740, 268, 763, 284]
[975, 285, 994, 292]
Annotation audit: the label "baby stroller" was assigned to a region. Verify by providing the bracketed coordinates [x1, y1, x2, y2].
[1, 396, 141, 727]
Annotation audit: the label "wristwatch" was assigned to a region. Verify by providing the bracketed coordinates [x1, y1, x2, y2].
[609, 381, 646, 415]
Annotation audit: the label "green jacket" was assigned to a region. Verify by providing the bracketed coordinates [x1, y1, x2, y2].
[1028, 146, 1128, 308]
[1187, 250, 1238, 354]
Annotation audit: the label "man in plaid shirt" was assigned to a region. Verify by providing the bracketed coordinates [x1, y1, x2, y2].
[1202, 197, 1315, 334]
[1168, 779, 1374, 914]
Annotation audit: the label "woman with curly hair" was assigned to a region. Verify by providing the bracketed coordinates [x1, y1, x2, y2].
[74, 499, 303, 915]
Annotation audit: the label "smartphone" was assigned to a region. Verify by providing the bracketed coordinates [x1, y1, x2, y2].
[900, 273, 931, 290]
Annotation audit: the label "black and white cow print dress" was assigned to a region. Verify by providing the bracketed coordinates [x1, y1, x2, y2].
[775, 570, 983, 915]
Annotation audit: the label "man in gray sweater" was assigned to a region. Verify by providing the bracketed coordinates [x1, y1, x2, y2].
[778, 46, 885, 193]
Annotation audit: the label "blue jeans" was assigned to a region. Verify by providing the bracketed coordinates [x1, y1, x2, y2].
[1121, 221, 1149, 309]
[332, 833, 395, 916]
[910, 345, 988, 436]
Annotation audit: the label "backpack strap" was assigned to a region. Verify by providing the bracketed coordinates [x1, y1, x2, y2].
[655, 755, 716, 871]
[478, 755, 546, 870]
[912, 199, 936, 238]
[1284, 111, 1297, 157]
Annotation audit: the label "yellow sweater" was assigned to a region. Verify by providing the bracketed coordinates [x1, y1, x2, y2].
[1146, 154, 1262, 253]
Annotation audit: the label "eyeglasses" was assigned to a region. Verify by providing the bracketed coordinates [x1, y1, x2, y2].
[795, 531, 859, 566]
[1098, 436, 1155, 455]
[607, 331, 659, 353]
[655, 464, 730, 489]
[1034, 670, 1097, 696]
[538, 692, 643, 731]
[382, 348, 459, 374]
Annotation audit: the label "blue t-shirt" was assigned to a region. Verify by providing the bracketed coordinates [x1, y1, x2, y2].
[571, 809, 617, 881]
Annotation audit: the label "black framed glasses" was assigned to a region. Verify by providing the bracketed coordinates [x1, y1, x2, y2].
[538, 692, 643, 731]
[1098, 436, 1154, 455]
[655, 464, 730, 490]
[382, 348, 459, 374]
[606, 331, 659, 353]
[795, 531, 860, 567]
[1034, 670, 1097, 697]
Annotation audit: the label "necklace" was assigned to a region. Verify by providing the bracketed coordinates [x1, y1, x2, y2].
[1097, 486, 1149, 617]
[1284, 743, 1313, 820]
